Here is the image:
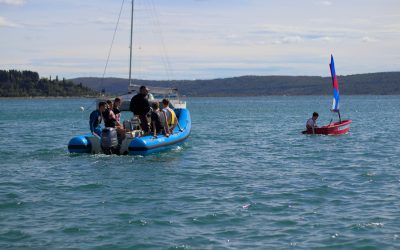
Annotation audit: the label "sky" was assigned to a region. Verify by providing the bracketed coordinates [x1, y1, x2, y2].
[0, 0, 399, 80]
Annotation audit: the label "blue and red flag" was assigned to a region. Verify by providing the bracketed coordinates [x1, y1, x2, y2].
[330, 55, 340, 112]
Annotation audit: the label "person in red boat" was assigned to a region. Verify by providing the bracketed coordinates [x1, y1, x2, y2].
[306, 112, 319, 134]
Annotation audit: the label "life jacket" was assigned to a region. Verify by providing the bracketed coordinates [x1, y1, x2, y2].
[163, 107, 177, 126]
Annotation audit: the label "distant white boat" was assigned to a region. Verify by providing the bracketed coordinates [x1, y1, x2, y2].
[99, 84, 186, 111]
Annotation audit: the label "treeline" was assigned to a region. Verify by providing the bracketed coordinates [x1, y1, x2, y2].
[72, 71, 400, 96]
[0, 70, 98, 97]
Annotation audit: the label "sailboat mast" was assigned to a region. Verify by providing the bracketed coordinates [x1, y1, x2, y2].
[128, 0, 134, 85]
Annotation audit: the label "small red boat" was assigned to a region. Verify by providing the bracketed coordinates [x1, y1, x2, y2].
[303, 55, 352, 135]
[302, 119, 352, 135]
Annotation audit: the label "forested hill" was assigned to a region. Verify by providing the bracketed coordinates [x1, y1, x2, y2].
[72, 72, 400, 96]
[0, 70, 97, 97]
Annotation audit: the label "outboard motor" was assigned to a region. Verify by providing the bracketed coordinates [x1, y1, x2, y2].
[101, 127, 119, 155]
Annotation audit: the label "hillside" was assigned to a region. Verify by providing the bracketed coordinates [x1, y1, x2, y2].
[71, 72, 400, 96]
[0, 70, 98, 97]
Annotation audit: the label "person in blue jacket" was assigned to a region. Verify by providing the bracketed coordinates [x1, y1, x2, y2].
[89, 101, 107, 136]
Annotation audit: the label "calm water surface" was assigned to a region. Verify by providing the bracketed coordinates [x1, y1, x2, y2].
[0, 96, 399, 249]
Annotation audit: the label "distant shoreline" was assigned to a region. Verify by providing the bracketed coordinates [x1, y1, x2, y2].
[1, 94, 400, 100]
[0, 96, 98, 99]
[0, 69, 98, 98]
[2, 70, 399, 97]
[72, 71, 400, 96]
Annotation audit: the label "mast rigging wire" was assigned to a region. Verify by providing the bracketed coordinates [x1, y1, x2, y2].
[100, 0, 126, 87]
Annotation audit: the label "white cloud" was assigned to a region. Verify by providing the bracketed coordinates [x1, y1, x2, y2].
[281, 36, 303, 44]
[317, 36, 333, 41]
[361, 36, 378, 43]
[93, 17, 130, 26]
[0, 16, 21, 27]
[318, 1, 332, 6]
[94, 18, 116, 25]
[252, 23, 381, 45]
[1, 0, 399, 79]
[0, 0, 25, 6]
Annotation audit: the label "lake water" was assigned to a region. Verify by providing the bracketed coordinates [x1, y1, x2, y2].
[0, 96, 399, 249]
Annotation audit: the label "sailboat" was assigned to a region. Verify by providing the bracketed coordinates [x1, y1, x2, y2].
[68, 0, 191, 155]
[302, 55, 352, 135]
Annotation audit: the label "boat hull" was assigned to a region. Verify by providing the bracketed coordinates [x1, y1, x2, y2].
[302, 119, 352, 135]
[128, 108, 191, 155]
[68, 136, 91, 153]
[68, 108, 191, 156]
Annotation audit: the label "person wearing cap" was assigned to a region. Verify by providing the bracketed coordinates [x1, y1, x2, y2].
[129, 86, 151, 133]
[306, 112, 319, 134]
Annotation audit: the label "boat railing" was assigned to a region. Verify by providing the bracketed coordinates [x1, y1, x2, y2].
[128, 84, 178, 96]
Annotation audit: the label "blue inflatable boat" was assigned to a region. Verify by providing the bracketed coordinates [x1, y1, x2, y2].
[68, 108, 191, 156]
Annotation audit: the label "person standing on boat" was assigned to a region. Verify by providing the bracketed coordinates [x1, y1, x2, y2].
[162, 98, 182, 133]
[129, 86, 151, 133]
[89, 101, 107, 136]
[306, 112, 319, 134]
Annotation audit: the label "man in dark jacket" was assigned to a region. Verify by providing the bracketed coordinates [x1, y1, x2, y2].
[130, 86, 151, 132]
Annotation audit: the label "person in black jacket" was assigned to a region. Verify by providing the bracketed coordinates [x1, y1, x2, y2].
[130, 86, 151, 132]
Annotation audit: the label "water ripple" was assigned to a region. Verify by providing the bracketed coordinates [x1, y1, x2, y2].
[1, 97, 400, 249]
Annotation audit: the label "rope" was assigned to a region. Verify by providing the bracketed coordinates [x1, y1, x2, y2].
[80, 0, 125, 114]
[143, 0, 174, 80]
[100, 0, 126, 87]
[78, 0, 126, 116]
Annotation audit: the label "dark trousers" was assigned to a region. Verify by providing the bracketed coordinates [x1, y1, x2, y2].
[138, 114, 150, 132]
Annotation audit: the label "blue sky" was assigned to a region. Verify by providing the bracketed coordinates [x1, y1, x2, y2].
[0, 0, 399, 80]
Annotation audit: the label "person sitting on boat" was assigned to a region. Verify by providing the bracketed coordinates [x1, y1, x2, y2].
[103, 100, 117, 126]
[130, 86, 151, 133]
[306, 112, 319, 133]
[103, 100, 126, 139]
[150, 102, 169, 138]
[113, 97, 122, 124]
[89, 101, 107, 136]
[162, 98, 182, 133]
